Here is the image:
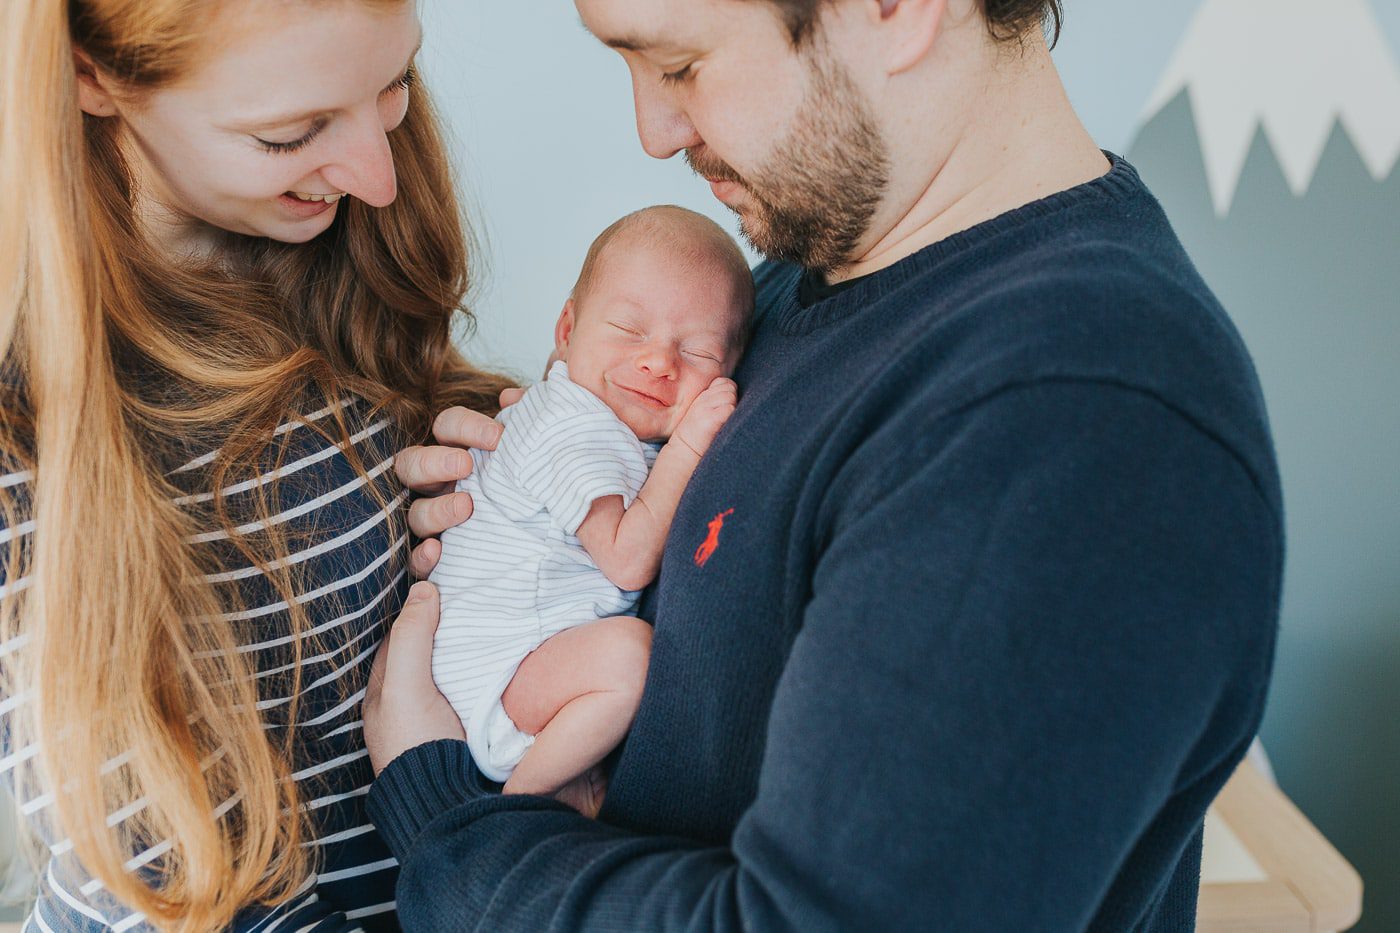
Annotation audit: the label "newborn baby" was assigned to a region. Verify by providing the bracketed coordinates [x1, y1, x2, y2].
[430, 206, 753, 814]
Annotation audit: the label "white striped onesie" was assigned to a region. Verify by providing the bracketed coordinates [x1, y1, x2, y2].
[429, 361, 657, 781]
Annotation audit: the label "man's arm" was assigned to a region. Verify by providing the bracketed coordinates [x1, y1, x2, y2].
[575, 377, 736, 591]
[367, 381, 1280, 931]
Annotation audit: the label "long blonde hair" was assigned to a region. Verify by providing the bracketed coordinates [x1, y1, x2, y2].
[0, 1, 512, 928]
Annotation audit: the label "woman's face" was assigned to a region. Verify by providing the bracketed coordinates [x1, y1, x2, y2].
[79, 0, 422, 252]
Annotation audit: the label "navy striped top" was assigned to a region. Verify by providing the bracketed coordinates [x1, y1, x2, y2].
[1, 394, 410, 931]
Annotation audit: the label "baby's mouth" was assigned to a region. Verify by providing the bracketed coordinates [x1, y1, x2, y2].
[616, 384, 671, 408]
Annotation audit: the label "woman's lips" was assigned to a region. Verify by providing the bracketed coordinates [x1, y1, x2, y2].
[278, 192, 338, 219]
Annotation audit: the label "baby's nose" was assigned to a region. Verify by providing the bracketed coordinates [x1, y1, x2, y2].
[637, 344, 679, 376]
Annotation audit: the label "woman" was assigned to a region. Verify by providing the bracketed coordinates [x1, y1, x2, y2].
[0, 0, 509, 928]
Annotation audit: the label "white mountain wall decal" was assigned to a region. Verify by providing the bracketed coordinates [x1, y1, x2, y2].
[1140, 0, 1400, 216]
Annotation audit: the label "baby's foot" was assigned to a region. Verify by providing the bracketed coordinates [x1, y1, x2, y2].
[553, 765, 608, 819]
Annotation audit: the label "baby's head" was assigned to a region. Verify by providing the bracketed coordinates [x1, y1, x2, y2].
[554, 205, 754, 442]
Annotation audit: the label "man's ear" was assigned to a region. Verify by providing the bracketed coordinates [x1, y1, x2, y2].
[73, 48, 119, 117]
[553, 298, 577, 358]
[869, 0, 947, 76]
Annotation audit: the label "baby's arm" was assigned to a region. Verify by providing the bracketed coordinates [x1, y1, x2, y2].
[576, 377, 737, 590]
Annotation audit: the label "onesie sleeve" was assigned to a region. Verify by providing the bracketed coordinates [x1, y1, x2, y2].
[499, 374, 650, 537]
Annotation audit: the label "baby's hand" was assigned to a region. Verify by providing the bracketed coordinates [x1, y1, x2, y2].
[673, 377, 738, 458]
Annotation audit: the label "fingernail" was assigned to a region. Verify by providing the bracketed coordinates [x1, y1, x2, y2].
[408, 582, 431, 603]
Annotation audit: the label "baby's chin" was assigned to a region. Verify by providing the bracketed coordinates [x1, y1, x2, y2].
[618, 410, 678, 444]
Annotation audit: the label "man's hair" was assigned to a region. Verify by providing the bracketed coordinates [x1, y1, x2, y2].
[759, 0, 1063, 48]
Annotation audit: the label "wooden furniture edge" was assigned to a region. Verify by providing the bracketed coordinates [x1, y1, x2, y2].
[1207, 758, 1363, 931]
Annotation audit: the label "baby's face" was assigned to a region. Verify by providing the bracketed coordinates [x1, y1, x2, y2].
[556, 239, 745, 442]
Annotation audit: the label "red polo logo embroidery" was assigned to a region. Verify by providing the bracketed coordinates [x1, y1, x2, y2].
[693, 508, 734, 567]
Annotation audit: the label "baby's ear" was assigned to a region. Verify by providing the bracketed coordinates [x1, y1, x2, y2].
[553, 299, 577, 356]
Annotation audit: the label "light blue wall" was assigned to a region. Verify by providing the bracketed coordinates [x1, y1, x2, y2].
[418, 3, 756, 381]
[419, 4, 1398, 930]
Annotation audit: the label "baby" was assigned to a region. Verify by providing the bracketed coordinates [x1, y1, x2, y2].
[429, 206, 753, 814]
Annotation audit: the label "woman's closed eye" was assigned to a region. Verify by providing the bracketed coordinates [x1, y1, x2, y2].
[256, 121, 326, 155]
[255, 65, 416, 155]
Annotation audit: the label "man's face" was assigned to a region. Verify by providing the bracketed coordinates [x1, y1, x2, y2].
[577, 0, 890, 272]
[555, 238, 744, 442]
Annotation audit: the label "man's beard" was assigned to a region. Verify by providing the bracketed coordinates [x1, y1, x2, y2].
[685, 51, 890, 273]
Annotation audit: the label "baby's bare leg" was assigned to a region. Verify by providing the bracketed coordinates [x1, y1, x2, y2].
[500, 616, 651, 803]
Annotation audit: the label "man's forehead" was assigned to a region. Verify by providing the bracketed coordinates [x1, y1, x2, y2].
[575, 0, 724, 52]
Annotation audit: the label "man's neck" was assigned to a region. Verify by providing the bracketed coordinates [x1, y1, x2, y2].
[828, 35, 1109, 285]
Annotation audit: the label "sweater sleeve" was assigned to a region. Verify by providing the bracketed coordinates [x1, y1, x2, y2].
[367, 380, 1281, 931]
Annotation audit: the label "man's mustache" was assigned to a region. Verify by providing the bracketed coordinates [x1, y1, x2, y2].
[684, 148, 744, 186]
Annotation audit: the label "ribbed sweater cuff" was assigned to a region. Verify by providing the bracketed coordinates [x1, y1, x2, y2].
[367, 739, 494, 859]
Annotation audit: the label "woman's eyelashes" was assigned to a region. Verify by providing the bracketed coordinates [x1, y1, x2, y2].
[257, 121, 326, 155]
[390, 65, 417, 94]
[256, 66, 416, 155]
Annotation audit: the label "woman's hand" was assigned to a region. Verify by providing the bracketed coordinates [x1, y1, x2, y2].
[365, 582, 465, 775]
[395, 392, 524, 578]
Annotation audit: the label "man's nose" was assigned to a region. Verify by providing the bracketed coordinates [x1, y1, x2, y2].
[320, 111, 398, 208]
[630, 71, 702, 160]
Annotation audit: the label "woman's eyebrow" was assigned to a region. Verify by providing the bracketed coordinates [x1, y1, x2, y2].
[232, 34, 423, 130]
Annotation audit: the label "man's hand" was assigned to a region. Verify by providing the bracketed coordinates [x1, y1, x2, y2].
[395, 392, 523, 578]
[671, 377, 738, 458]
[365, 582, 466, 776]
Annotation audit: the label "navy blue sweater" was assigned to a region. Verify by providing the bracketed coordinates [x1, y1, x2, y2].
[367, 155, 1282, 931]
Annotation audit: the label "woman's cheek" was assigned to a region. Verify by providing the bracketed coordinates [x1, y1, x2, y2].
[380, 93, 410, 133]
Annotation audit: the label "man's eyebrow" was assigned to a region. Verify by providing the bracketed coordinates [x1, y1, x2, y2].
[238, 34, 423, 129]
[604, 33, 652, 51]
[578, 18, 670, 53]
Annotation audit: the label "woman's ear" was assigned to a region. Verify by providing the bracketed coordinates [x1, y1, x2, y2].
[73, 49, 119, 117]
[553, 298, 577, 358]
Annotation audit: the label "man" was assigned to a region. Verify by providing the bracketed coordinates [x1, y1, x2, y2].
[369, 0, 1282, 929]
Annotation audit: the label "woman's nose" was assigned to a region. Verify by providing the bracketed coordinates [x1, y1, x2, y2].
[319, 111, 398, 208]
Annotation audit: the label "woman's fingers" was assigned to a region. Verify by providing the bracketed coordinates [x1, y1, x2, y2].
[499, 386, 526, 408]
[394, 408, 503, 494]
[409, 537, 442, 580]
[395, 445, 471, 496]
[408, 490, 474, 539]
[433, 406, 504, 449]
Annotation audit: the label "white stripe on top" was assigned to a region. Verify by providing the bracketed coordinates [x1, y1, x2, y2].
[1, 395, 407, 931]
